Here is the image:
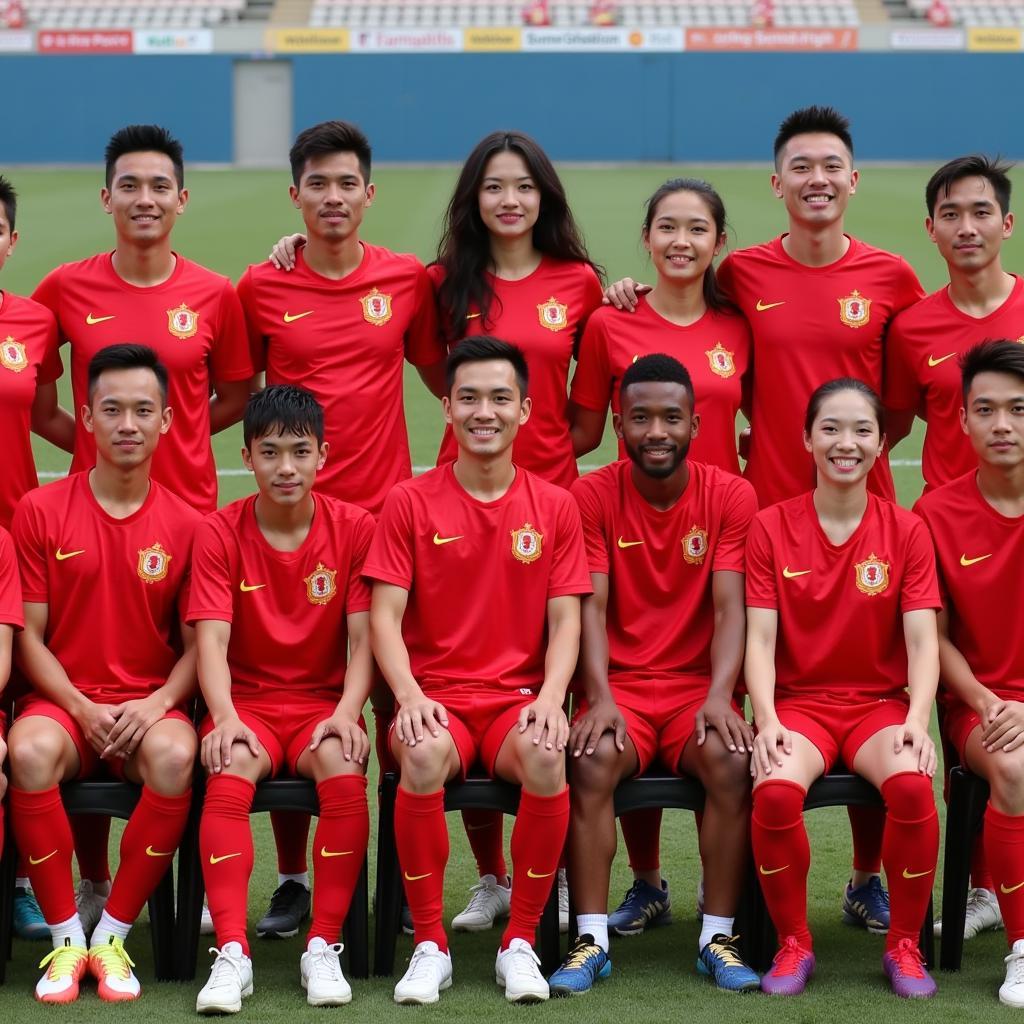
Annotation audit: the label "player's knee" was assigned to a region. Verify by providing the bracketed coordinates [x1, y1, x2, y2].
[700, 746, 752, 800]
[880, 770, 935, 819]
[569, 737, 621, 793]
[517, 736, 566, 784]
[752, 778, 805, 826]
[396, 734, 451, 782]
[985, 752, 1024, 803]
[7, 722, 65, 788]
[142, 730, 197, 791]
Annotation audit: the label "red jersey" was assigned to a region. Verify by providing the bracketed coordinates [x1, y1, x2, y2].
[32, 253, 252, 514]
[239, 244, 443, 516]
[430, 258, 603, 489]
[718, 235, 924, 506]
[885, 275, 1024, 493]
[915, 471, 1024, 703]
[570, 297, 751, 475]
[0, 292, 61, 529]
[187, 493, 374, 704]
[745, 492, 940, 700]
[572, 460, 755, 683]
[12, 473, 201, 705]
[364, 463, 591, 693]
[0, 526, 24, 631]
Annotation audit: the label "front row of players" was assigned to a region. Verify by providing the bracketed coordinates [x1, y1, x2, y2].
[2, 337, 1024, 1008]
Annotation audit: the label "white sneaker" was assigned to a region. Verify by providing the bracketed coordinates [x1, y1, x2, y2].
[495, 938, 549, 1003]
[558, 868, 569, 934]
[934, 887, 1004, 939]
[76, 880, 108, 938]
[196, 943, 253, 1015]
[200, 903, 214, 936]
[452, 874, 512, 932]
[301, 938, 351, 1006]
[394, 941, 453, 1005]
[1001, 939, 1024, 1007]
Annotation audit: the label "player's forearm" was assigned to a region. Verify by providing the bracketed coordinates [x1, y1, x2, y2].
[208, 378, 252, 434]
[539, 610, 581, 705]
[154, 645, 199, 711]
[370, 619, 422, 704]
[415, 360, 446, 400]
[30, 400, 75, 454]
[904, 615, 939, 726]
[937, 634, 996, 716]
[744, 641, 778, 728]
[884, 408, 917, 450]
[16, 632, 93, 717]
[568, 405, 604, 458]
[338, 628, 374, 719]
[707, 602, 745, 702]
[579, 592, 613, 704]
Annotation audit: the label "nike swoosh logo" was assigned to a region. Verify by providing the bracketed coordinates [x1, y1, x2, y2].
[465, 823, 491, 831]
[432, 533, 463, 546]
[759, 864, 789, 876]
[928, 353, 956, 367]
[146, 846, 173, 858]
[55, 548, 85, 561]
[239, 580, 266, 592]
[782, 567, 811, 579]
[755, 300, 785, 312]
[960, 553, 992, 567]
[404, 871, 431, 881]
[466, 312, 482, 319]
[526, 868, 555, 879]
[1002, 881, 1024, 894]
[283, 311, 313, 323]
[86, 313, 115, 325]
[902, 868, 931, 879]
[617, 537, 644, 549]
[209, 852, 242, 865]
[319, 847, 354, 858]
[29, 850, 57, 865]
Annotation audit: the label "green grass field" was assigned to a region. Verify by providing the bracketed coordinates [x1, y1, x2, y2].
[3, 165, 1024, 1020]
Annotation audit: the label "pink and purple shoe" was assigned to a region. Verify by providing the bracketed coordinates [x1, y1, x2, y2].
[882, 938, 936, 998]
[760, 936, 815, 995]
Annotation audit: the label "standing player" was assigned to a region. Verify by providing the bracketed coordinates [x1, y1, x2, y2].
[746, 379, 940, 997]
[8, 344, 201, 1004]
[914, 340, 1024, 1006]
[365, 338, 590, 1004]
[191, 386, 374, 1013]
[547, 354, 759, 995]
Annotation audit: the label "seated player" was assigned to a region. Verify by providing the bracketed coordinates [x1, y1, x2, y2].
[914, 340, 1024, 1006]
[746, 378, 941, 997]
[192, 385, 374, 1013]
[0, 522, 25, 887]
[8, 343, 201, 1004]
[548, 354, 759, 995]
[365, 337, 591, 1004]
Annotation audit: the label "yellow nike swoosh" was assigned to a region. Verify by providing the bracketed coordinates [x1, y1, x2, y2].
[209, 852, 242, 865]
[466, 312, 482, 319]
[782, 567, 811, 579]
[146, 846, 173, 858]
[86, 313, 115, 325]
[928, 353, 956, 367]
[404, 871, 431, 881]
[283, 311, 313, 323]
[526, 868, 555, 879]
[29, 850, 57, 865]
[617, 537, 644, 549]
[320, 847, 355, 858]
[960, 553, 992, 567]
[902, 868, 931, 879]
[239, 580, 266, 592]
[1002, 881, 1024, 894]
[432, 533, 463, 546]
[755, 300, 785, 312]
[759, 864, 789, 876]
[55, 548, 85, 561]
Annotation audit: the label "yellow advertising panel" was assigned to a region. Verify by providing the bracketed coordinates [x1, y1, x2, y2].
[463, 27, 521, 51]
[267, 28, 350, 52]
[967, 27, 1021, 51]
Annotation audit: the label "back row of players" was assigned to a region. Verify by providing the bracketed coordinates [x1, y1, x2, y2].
[0, 106, 1019, 1008]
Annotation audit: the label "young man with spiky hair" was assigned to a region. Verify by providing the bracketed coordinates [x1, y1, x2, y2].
[191, 385, 374, 1013]
[914, 340, 1024, 1006]
[8, 344, 202, 1005]
[365, 338, 590, 1005]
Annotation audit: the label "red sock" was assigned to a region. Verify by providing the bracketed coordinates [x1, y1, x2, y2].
[462, 808, 507, 880]
[373, 700, 398, 775]
[984, 804, 1024, 944]
[971, 829, 994, 891]
[620, 807, 662, 874]
[10, 786, 76, 924]
[71, 813, 112, 883]
[308, 776, 369, 944]
[881, 772, 938, 951]
[105, 787, 191, 925]
[848, 803, 885, 875]
[751, 780, 812, 948]
[395, 788, 448, 951]
[502, 787, 569, 949]
[270, 810, 310, 875]
[200, 775, 255, 954]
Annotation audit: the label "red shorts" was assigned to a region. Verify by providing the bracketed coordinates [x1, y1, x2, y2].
[944, 700, 984, 766]
[16, 697, 193, 781]
[200, 698, 361, 777]
[775, 695, 909, 773]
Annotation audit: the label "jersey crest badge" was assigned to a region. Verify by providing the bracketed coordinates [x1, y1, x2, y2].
[837, 290, 871, 329]
[537, 297, 568, 332]
[854, 554, 890, 596]
[682, 525, 708, 565]
[360, 288, 393, 326]
[511, 523, 543, 564]
[167, 303, 200, 339]
[305, 562, 338, 605]
[705, 342, 736, 378]
[0, 336, 28, 373]
[137, 542, 171, 584]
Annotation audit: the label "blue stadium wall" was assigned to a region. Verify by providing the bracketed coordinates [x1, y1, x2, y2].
[7, 52, 1023, 163]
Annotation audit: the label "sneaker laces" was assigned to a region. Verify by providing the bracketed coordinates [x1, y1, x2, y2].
[889, 937, 926, 979]
[967, 887, 994, 914]
[307, 943, 344, 983]
[206, 946, 247, 988]
[463, 878, 500, 916]
[771, 936, 809, 977]
[1005, 946, 1024, 985]
[90, 937, 135, 977]
[503, 940, 542, 976]
[706, 935, 745, 967]
[39, 943, 87, 978]
[405, 945, 446, 984]
[561, 936, 600, 971]
[617, 879, 644, 908]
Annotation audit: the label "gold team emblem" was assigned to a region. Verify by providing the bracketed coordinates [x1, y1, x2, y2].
[167, 303, 199, 339]
[360, 288, 393, 326]
[682, 525, 709, 565]
[854, 554, 890, 596]
[537, 297, 568, 332]
[511, 523, 543, 564]
[137, 542, 171, 584]
[0, 336, 28, 373]
[837, 290, 872, 329]
[705, 343, 736, 379]
[305, 563, 338, 605]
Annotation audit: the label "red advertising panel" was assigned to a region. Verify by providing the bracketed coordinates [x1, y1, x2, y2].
[38, 30, 133, 54]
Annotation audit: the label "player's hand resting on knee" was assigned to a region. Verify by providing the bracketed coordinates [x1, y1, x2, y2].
[518, 697, 569, 751]
[395, 696, 449, 746]
[696, 696, 753, 754]
[202, 716, 261, 773]
[751, 719, 792, 779]
[74, 700, 120, 756]
[102, 694, 167, 760]
[892, 717, 936, 775]
[570, 699, 626, 757]
[982, 699, 1024, 753]
[309, 713, 369, 764]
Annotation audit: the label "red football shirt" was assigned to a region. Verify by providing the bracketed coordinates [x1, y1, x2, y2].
[572, 460, 755, 683]
[570, 297, 751, 475]
[745, 492, 940, 700]
[915, 471, 1024, 703]
[239, 244, 443, 516]
[0, 526, 24, 631]
[364, 463, 591, 693]
[430, 258, 603, 489]
[718, 235, 924, 506]
[886, 275, 1024, 493]
[32, 253, 253, 514]
[0, 292, 61, 529]
[12, 473, 201, 705]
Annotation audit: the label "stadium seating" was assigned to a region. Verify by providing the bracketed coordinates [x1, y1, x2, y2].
[21, 0, 247, 29]
[905, 0, 1024, 25]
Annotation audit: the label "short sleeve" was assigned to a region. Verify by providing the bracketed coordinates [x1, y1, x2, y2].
[547, 493, 592, 599]
[345, 510, 375, 615]
[36, 307, 63, 386]
[0, 527, 24, 628]
[236, 267, 267, 375]
[892, 258, 926, 316]
[210, 280, 255, 383]
[744, 514, 779, 610]
[363, 486, 416, 590]
[185, 519, 236, 625]
[712, 478, 757, 573]
[899, 516, 941, 613]
[404, 262, 445, 368]
[569, 314, 614, 412]
[570, 476, 610, 576]
[11, 496, 49, 604]
[883, 311, 921, 413]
